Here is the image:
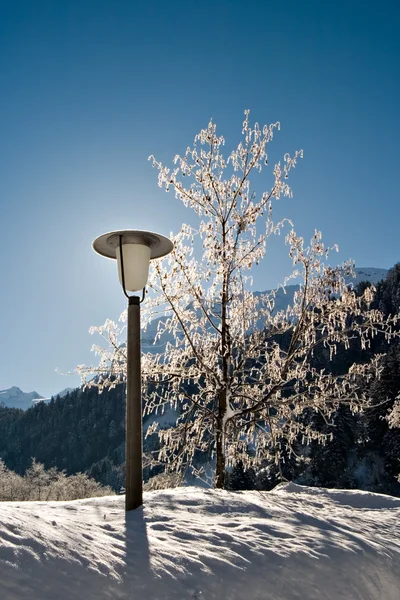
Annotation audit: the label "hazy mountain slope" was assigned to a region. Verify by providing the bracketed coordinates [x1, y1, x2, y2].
[143, 267, 388, 353]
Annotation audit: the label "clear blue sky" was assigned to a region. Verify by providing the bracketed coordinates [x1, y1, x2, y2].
[0, 0, 399, 397]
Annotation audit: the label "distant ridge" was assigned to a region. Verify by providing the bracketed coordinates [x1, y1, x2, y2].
[348, 267, 388, 285]
[0, 387, 43, 411]
[32, 387, 75, 406]
[0, 386, 76, 411]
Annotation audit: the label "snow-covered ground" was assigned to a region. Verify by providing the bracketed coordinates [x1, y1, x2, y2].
[1, 483, 399, 600]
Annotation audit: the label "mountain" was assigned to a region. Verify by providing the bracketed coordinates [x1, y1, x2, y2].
[3, 269, 389, 405]
[0, 386, 77, 411]
[0, 387, 43, 410]
[0, 266, 396, 498]
[348, 267, 389, 286]
[32, 387, 76, 406]
[56, 387, 75, 398]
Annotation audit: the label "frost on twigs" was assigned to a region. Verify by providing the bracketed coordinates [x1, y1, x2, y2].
[78, 111, 400, 489]
[387, 394, 400, 429]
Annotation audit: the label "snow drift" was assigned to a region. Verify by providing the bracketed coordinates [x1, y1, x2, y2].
[0, 483, 399, 599]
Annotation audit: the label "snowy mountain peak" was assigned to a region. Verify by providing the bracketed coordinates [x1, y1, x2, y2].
[0, 387, 44, 410]
[350, 267, 388, 286]
[0, 386, 78, 411]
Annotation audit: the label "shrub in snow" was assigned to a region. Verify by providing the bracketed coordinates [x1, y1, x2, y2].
[144, 472, 181, 491]
[0, 459, 113, 501]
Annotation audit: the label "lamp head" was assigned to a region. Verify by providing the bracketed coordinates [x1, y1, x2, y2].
[92, 230, 174, 293]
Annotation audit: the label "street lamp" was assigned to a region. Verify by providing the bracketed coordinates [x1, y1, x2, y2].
[92, 230, 173, 511]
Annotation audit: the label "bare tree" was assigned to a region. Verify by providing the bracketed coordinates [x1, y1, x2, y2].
[80, 111, 399, 488]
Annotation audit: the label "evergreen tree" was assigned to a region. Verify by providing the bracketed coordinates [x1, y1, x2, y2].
[363, 345, 400, 495]
[307, 406, 358, 489]
[226, 461, 256, 491]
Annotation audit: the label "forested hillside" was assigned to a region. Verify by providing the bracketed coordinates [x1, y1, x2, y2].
[0, 265, 399, 494]
[0, 385, 127, 491]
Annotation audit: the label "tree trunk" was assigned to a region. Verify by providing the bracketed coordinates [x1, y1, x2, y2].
[215, 388, 226, 489]
[215, 221, 229, 490]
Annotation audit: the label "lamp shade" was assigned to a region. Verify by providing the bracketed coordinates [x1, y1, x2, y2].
[116, 242, 151, 292]
[92, 229, 174, 295]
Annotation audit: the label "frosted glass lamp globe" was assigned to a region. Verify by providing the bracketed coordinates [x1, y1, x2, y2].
[116, 243, 151, 292]
[92, 229, 173, 294]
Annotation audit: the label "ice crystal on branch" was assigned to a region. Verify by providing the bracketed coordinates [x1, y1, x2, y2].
[78, 111, 400, 489]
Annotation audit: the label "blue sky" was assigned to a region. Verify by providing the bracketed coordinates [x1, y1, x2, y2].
[0, 0, 399, 397]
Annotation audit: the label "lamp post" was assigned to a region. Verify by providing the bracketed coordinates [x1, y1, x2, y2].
[92, 230, 173, 511]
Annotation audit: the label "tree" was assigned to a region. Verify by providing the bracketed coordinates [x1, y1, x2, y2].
[226, 460, 256, 491]
[25, 459, 50, 500]
[371, 347, 400, 488]
[373, 263, 400, 320]
[80, 111, 399, 489]
[370, 265, 400, 469]
[0, 459, 24, 501]
[307, 406, 358, 489]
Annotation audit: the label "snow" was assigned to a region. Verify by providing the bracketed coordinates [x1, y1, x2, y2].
[0, 484, 399, 599]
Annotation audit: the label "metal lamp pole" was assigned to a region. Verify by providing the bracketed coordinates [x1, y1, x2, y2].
[92, 229, 173, 511]
[126, 294, 142, 510]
